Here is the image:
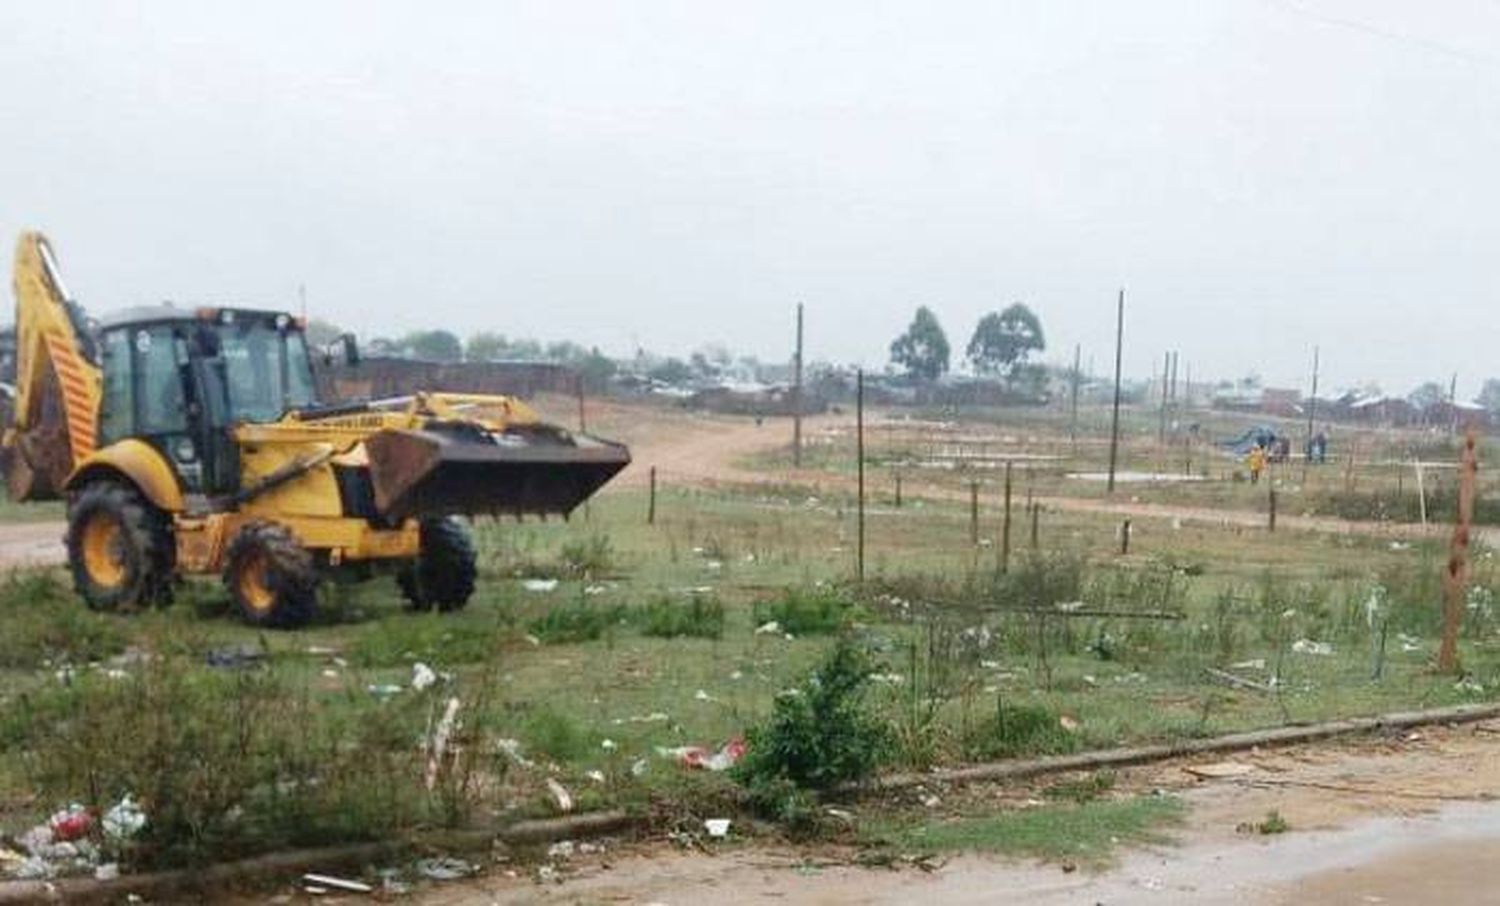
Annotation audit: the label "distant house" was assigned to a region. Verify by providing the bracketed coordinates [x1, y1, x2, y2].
[1348, 395, 1415, 426]
[1259, 388, 1302, 418]
[1424, 400, 1492, 431]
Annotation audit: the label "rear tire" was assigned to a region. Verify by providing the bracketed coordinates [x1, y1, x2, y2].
[224, 522, 319, 628]
[65, 482, 174, 610]
[397, 517, 477, 612]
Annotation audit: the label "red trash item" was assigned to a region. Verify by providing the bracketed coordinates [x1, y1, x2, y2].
[50, 809, 93, 842]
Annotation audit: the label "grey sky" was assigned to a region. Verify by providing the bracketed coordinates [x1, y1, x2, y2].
[2, 1, 1497, 396]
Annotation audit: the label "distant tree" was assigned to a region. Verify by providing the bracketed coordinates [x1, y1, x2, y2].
[1479, 379, 1500, 417]
[466, 331, 509, 362]
[546, 340, 589, 363]
[365, 336, 405, 358]
[966, 303, 1046, 377]
[577, 347, 618, 392]
[404, 329, 463, 363]
[889, 306, 950, 381]
[649, 357, 694, 385]
[1409, 381, 1447, 411]
[303, 319, 346, 348]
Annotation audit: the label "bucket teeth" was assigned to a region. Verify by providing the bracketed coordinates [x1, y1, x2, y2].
[364, 426, 629, 521]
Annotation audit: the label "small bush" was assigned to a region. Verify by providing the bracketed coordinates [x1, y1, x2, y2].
[559, 535, 615, 579]
[1044, 771, 1117, 804]
[519, 705, 599, 764]
[350, 614, 501, 667]
[0, 571, 127, 669]
[963, 700, 1080, 761]
[528, 601, 625, 644]
[734, 639, 892, 796]
[756, 585, 858, 636]
[638, 594, 725, 640]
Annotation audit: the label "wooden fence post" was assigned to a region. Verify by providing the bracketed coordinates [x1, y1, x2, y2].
[1439, 429, 1479, 673]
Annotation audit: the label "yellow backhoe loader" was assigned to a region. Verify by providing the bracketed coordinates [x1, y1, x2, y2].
[1, 231, 629, 627]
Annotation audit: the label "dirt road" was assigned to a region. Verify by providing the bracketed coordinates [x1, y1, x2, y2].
[0, 520, 63, 569]
[421, 723, 1500, 905]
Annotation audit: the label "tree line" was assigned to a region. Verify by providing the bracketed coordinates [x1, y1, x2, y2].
[888, 303, 1047, 384]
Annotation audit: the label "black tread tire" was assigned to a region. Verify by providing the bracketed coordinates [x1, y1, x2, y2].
[224, 521, 319, 629]
[397, 517, 477, 612]
[65, 481, 175, 611]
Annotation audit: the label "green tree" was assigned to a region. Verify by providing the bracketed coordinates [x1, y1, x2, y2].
[648, 357, 693, 385]
[404, 329, 463, 363]
[889, 306, 950, 381]
[465, 331, 509, 362]
[577, 347, 617, 392]
[303, 319, 346, 348]
[1409, 381, 1447, 411]
[1478, 378, 1500, 417]
[966, 303, 1045, 377]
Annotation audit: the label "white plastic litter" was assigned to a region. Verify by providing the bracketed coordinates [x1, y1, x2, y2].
[411, 662, 438, 691]
[103, 795, 147, 840]
[704, 819, 731, 839]
[754, 621, 782, 635]
[547, 777, 575, 813]
[522, 579, 559, 593]
[1291, 639, 1334, 656]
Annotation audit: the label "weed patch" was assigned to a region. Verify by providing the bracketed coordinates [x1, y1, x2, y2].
[637, 594, 725, 640]
[0, 571, 127, 669]
[756, 585, 859, 636]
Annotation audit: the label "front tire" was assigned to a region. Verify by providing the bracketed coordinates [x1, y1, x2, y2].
[65, 482, 174, 610]
[397, 517, 477, 612]
[224, 522, 319, 628]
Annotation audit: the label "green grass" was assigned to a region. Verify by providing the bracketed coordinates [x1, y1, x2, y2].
[869, 795, 1184, 865]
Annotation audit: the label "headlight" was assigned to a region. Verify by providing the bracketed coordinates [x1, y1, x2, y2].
[173, 437, 197, 463]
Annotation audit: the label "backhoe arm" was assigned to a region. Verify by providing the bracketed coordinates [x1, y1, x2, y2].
[4, 231, 101, 500]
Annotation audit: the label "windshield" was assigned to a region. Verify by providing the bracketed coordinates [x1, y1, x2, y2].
[217, 320, 316, 423]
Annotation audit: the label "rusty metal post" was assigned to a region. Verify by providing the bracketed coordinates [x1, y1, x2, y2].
[969, 480, 979, 546]
[1001, 461, 1013, 574]
[1120, 518, 1132, 556]
[1269, 486, 1277, 532]
[647, 466, 657, 525]
[1439, 428, 1479, 673]
[856, 368, 865, 583]
[1107, 289, 1125, 494]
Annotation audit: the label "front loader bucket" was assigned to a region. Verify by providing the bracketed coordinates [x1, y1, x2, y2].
[365, 426, 630, 521]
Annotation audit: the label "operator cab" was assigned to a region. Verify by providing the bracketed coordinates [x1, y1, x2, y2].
[96, 306, 318, 496]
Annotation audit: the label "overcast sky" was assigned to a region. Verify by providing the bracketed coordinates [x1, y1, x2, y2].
[2, 1, 1497, 395]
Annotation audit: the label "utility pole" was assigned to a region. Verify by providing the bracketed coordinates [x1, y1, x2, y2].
[1157, 351, 1170, 444]
[1069, 343, 1081, 453]
[1304, 346, 1320, 481]
[856, 368, 866, 583]
[792, 303, 804, 467]
[1450, 372, 1460, 437]
[1107, 289, 1125, 494]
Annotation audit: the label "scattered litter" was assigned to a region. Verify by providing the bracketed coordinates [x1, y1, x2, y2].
[630, 758, 649, 777]
[1456, 678, 1485, 695]
[586, 770, 606, 784]
[496, 738, 535, 768]
[920, 794, 942, 808]
[547, 778, 575, 813]
[302, 873, 374, 894]
[755, 620, 783, 635]
[694, 689, 717, 703]
[306, 646, 337, 656]
[536, 864, 559, 883]
[416, 857, 475, 881]
[704, 819, 732, 839]
[320, 669, 339, 679]
[205, 643, 265, 669]
[601, 738, 618, 751]
[657, 738, 746, 771]
[1184, 762, 1256, 779]
[870, 673, 904, 685]
[546, 840, 575, 860]
[103, 795, 146, 840]
[367, 684, 403, 697]
[1059, 715, 1081, 732]
[49, 805, 93, 842]
[411, 663, 438, 691]
[1389, 541, 1411, 551]
[1291, 639, 1334, 656]
[304, 885, 329, 895]
[93, 863, 119, 881]
[1231, 659, 1266, 671]
[584, 584, 609, 596]
[522, 578, 559, 593]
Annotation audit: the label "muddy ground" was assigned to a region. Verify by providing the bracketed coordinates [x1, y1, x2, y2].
[413, 722, 1500, 905]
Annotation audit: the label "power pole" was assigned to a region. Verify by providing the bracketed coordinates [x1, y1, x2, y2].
[1069, 343, 1082, 453]
[856, 368, 866, 583]
[1157, 351, 1169, 444]
[1107, 289, 1125, 494]
[792, 303, 804, 467]
[1308, 346, 1320, 459]
[1450, 372, 1460, 437]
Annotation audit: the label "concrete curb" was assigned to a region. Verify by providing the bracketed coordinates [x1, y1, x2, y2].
[0, 810, 639, 905]
[865, 701, 1500, 792]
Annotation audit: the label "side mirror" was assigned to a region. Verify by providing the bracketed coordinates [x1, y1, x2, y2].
[341, 333, 360, 367]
